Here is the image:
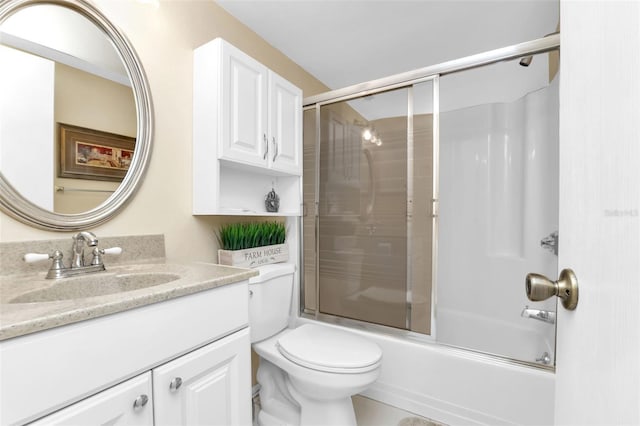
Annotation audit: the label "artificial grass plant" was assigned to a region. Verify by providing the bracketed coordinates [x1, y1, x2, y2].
[218, 222, 286, 251]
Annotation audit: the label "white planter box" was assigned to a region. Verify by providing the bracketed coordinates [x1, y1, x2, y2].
[218, 244, 288, 268]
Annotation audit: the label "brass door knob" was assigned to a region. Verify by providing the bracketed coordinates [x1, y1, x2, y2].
[526, 268, 579, 310]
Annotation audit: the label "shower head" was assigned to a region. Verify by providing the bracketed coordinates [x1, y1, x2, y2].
[519, 56, 533, 67]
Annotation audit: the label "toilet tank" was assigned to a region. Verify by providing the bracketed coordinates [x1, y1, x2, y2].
[248, 263, 296, 343]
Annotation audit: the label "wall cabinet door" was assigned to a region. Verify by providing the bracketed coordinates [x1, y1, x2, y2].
[220, 41, 268, 167]
[194, 38, 302, 215]
[29, 373, 153, 426]
[152, 328, 252, 426]
[268, 72, 302, 175]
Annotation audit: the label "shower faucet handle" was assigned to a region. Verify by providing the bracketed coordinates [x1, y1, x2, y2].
[540, 231, 559, 255]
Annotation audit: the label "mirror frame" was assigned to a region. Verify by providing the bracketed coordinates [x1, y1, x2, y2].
[0, 0, 153, 231]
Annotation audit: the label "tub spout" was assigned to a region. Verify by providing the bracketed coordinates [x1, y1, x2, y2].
[521, 306, 556, 324]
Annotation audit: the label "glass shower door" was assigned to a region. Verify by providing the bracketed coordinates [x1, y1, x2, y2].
[437, 52, 559, 364]
[302, 46, 560, 366]
[318, 89, 409, 328]
[307, 83, 434, 333]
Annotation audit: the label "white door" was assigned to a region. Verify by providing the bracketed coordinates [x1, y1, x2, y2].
[220, 41, 268, 167]
[29, 373, 153, 426]
[555, 1, 640, 424]
[269, 71, 302, 175]
[0, 45, 54, 211]
[153, 328, 252, 426]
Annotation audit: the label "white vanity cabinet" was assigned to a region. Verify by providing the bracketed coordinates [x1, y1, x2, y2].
[193, 37, 302, 216]
[28, 331, 251, 426]
[1, 281, 251, 426]
[29, 373, 154, 426]
[153, 329, 251, 425]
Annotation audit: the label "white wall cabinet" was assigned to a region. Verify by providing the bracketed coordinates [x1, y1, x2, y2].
[218, 41, 268, 167]
[268, 71, 302, 175]
[193, 37, 302, 216]
[30, 373, 154, 426]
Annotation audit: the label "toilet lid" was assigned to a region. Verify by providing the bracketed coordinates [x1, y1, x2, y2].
[276, 324, 382, 373]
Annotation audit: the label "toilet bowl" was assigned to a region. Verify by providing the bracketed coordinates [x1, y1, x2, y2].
[248, 263, 382, 426]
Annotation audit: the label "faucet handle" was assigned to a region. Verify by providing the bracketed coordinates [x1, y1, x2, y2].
[24, 251, 67, 279]
[102, 247, 123, 256]
[23, 252, 53, 263]
[90, 247, 122, 266]
[24, 250, 65, 268]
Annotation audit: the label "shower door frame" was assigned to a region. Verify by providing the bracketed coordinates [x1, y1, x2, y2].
[300, 33, 560, 353]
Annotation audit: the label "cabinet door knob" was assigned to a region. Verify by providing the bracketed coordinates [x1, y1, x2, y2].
[272, 136, 278, 162]
[169, 377, 183, 392]
[263, 134, 269, 160]
[133, 394, 149, 410]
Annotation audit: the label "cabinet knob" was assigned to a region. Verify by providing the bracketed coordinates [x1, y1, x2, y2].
[272, 136, 278, 162]
[133, 394, 149, 410]
[169, 377, 183, 392]
[263, 134, 269, 160]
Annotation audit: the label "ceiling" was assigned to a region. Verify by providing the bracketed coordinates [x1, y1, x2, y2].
[216, 0, 559, 93]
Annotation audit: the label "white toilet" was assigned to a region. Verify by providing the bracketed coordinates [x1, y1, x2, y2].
[248, 263, 382, 426]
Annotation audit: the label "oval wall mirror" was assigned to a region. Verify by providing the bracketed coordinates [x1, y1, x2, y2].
[0, 0, 153, 231]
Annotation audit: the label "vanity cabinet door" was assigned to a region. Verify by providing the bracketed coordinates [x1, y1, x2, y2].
[29, 373, 153, 426]
[268, 71, 302, 175]
[220, 41, 268, 167]
[152, 328, 252, 426]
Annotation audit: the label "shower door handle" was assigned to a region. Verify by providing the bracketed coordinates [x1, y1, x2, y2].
[525, 268, 579, 310]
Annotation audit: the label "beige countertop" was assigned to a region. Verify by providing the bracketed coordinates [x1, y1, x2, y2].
[0, 262, 258, 341]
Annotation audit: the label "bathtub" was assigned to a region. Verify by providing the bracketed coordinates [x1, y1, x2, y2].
[297, 318, 555, 426]
[436, 307, 556, 367]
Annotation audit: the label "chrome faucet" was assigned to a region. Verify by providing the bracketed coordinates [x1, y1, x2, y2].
[23, 232, 121, 279]
[71, 231, 99, 268]
[521, 305, 556, 324]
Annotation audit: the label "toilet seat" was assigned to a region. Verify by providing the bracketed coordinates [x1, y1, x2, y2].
[276, 324, 382, 374]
